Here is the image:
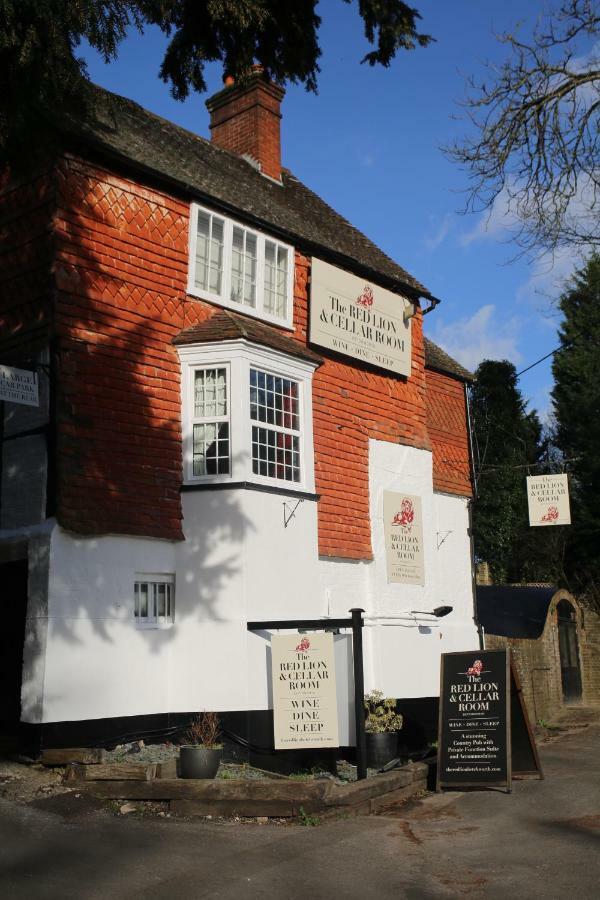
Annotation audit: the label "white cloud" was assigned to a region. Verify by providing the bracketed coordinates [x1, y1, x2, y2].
[459, 180, 522, 247]
[424, 213, 453, 251]
[427, 304, 523, 371]
[516, 243, 584, 308]
[527, 383, 554, 425]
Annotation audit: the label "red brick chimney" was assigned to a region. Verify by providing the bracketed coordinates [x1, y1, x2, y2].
[206, 69, 285, 182]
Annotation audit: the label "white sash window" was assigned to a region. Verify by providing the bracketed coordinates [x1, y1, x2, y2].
[188, 204, 293, 328]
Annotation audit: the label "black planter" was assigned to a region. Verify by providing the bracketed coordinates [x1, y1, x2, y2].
[179, 746, 222, 779]
[365, 732, 399, 769]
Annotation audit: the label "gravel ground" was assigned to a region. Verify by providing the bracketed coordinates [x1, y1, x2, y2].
[104, 740, 371, 782]
[0, 758, 69, 804]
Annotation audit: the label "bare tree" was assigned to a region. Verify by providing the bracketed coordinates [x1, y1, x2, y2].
[447, 0, 600, 256]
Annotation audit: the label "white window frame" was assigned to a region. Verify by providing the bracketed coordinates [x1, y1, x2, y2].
[134, 574, 175, 630]
[187, 203, 294, 329]
[179, 340, 317, 492]
[190, 364, 231, 478]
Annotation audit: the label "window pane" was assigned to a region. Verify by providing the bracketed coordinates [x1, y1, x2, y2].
[139, 583, 148, 618]
[264, 241, 288, 318]
[230, 226, 257, 308]
[193, 422, 230, 476]
[134, 583, 139, 618]
[157, 583, 166, 617]
[249, 370, 299, 430]
[195, 210, 223, 295]
[251, 425, 300, 482]
[194, 369, 227, 418]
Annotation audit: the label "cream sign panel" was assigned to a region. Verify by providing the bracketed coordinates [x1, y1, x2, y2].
[310, 258, 412, 377]
[383, 491, 425, 585]
[527, 474, 571, 526]
[271, 632, 339, 749]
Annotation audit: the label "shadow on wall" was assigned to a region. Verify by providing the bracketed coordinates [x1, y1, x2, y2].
[22, 159, 254, 645]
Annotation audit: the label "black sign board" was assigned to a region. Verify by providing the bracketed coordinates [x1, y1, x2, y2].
[437, 649, 542, 792]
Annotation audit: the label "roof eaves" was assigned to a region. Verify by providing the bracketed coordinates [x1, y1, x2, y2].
[59, 89, 432, 303]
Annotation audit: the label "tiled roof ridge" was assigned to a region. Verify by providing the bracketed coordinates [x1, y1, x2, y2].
[223, 308, 250, 340]
[424, 336, 474, 382]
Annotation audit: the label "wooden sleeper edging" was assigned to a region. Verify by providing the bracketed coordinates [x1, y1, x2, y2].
[64, 760, 431, 817]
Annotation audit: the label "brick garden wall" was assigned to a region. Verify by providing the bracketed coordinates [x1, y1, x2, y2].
[486, 590, 600, 724]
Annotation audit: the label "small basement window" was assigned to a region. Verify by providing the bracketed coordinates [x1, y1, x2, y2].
[134, 575, 175, 629]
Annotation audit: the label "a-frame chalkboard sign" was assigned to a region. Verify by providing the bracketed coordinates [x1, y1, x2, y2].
[437, 649, 543, 792]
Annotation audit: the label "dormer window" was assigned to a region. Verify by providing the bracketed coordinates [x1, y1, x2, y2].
[188, 204, 293, 328]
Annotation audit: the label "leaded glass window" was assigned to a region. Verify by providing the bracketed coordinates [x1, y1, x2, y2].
[250, 368, 300, 482]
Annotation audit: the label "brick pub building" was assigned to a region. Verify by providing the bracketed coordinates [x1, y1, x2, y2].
[0, 72, 477, 751]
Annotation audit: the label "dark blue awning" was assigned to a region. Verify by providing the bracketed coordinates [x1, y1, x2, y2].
[476, 586, 557, 639]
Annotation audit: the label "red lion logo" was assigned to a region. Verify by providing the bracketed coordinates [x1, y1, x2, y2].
[295, 637, 310, 652]
[392, 498, 414, 529]
[356, 285, 374, 308]
[541, 505, 559, 523]
[467, 659, 484, 677]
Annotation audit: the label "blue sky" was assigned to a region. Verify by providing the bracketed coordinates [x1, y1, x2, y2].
[79, 0, 595, 422]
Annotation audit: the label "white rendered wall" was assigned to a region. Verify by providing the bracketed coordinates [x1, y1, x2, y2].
[40, 528, 177, 723]
[39, 488, 321, 723]
[37, 440, 476, 724]
[318, 439, 478, 699]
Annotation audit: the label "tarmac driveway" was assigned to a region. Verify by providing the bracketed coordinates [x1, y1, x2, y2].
[0, 721, 599, 899]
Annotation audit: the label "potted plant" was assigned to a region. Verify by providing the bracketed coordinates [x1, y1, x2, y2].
[364, 690, 403, 769]
[179, 711, 223, 779]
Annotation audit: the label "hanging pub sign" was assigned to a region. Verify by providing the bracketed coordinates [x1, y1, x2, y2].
[0, 365, 39, 407]
[437, 649, 542, 792]
[383, 491, 425, 585]
[526, 473, 571, 526]
[271, 632, 340, 749]
[309, 257, 412, 377]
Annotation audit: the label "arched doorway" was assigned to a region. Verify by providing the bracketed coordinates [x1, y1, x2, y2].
[557, 600, 582, 703]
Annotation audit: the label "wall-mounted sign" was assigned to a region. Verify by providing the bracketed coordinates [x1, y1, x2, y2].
[0, 365, 39, 407]
[437, 649, 542, 792]
[309, 258, 412, 377]
[271, 632, 340, 749]
[526, 473, 571, 526]
[383, 491, 425, 585]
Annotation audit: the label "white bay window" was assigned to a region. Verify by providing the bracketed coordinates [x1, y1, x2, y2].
[179, 342, 316, 492]
[188, 204, 293, 327]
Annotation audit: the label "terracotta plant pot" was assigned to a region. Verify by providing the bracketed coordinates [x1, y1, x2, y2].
[179, 745, 222, 779]
[365, 732, 399, 769]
